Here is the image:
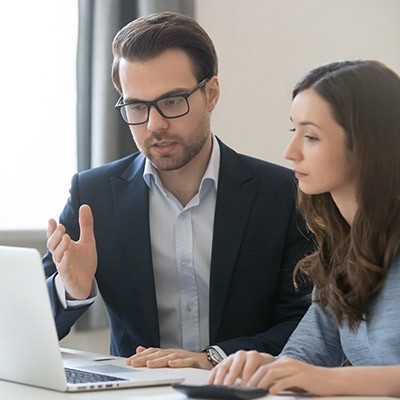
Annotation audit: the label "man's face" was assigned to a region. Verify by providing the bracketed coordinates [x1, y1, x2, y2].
[118, 49, 219, 173]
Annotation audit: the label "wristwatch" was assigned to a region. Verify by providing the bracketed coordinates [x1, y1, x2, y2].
[205, 347, 224, 367]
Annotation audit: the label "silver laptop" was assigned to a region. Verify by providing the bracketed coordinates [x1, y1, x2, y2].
[0, 245, 184, 392]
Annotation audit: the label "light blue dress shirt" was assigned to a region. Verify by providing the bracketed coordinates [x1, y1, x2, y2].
[143, 136, 220, 351]
[56, 136, 221, 353]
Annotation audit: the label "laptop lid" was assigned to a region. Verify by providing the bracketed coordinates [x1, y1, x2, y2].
[0, 245, 184, 392]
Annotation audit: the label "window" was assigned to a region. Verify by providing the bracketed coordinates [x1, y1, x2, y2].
[0, 1, 77, 229]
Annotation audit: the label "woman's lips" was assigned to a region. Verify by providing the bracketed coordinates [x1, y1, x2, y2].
[294, 170, 307, 179]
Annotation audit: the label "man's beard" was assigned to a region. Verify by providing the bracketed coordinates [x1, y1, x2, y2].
[143, 119, 211, 172]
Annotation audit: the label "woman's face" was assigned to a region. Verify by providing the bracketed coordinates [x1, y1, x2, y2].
[284, 89, 356, 202]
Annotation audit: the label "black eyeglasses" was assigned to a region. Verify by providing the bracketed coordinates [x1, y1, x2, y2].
[115, 78, 208, 125]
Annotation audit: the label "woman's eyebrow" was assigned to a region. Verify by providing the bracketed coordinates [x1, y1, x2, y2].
[290, 117, 321, 129]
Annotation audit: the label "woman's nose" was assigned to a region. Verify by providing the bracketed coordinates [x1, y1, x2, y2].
[283, 135, 301, 162]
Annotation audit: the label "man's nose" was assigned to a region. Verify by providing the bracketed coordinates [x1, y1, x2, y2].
[146, 105, 169, 132]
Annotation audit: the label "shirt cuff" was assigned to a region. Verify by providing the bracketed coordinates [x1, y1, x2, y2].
[54, 273, 98, 309]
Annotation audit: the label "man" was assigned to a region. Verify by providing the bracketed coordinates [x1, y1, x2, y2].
[45, 11, 312, 370]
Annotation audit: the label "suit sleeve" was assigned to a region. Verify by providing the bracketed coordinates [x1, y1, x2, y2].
[215, 204, 314, 355]
[43, 173, 92, 340]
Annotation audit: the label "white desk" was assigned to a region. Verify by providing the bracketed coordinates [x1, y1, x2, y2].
[0, 348, 396, 400]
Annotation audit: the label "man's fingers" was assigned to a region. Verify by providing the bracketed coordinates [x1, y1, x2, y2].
[168, 358, 197, 368]
[125, 346, 147, 365]
[146, 354, 176, 368]
[78, 204, 95, 243]
[47, 223, 67, 253]
[127, 348, 160, 366]
[127, 348, 204, 369]
[136, 346, 147, 354]
[52, 233, 71, 264]
[56, 249, 71, 275]
[47, 219, 57, 239]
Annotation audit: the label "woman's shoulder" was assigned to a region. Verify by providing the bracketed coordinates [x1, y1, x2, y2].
[386, 250, 400, 279]
[370, 251, 400, 308]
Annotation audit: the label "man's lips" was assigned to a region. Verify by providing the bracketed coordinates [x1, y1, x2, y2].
[151, 141, 177, 154]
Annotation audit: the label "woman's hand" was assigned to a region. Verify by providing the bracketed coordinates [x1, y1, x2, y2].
[211, 354, 341, 396]
[209, 350, 275, 386]
[247, 358, 400, 397]
[242, 356, 342, 395]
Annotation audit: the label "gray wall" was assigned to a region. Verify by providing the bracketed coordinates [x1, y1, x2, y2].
[196, 0, 400, 167]
[0, 231, 47, 256]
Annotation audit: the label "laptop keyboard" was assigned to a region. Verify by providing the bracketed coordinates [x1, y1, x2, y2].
[65, 367, 127, 384]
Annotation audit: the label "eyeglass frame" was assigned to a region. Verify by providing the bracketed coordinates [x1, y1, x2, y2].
[115, 78, 209, 126]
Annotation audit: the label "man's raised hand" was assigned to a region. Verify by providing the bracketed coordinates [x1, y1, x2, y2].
[47, 204, 97, 300]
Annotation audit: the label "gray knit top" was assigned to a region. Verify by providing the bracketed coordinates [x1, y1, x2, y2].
[280, 253, 400, 366]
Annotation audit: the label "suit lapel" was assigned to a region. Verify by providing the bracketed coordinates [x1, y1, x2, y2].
[110, 154, 160, 345]
[107, 143, 258, 346]
[209, 141, 258, 342]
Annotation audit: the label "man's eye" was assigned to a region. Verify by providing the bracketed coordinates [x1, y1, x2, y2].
[128, 104, 147, 112]
[160, 97, 184, 107]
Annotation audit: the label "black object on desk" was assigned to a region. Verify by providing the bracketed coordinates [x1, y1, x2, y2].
[172, 383, 268, 399]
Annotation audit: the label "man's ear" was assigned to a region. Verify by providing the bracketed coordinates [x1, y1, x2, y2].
[205, 76, 220, 112]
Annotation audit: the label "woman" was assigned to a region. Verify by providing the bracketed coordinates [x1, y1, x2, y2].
[210, 60, 400, 397]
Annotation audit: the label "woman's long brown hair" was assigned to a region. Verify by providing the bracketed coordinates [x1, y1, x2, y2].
[293, 60, 400, 330]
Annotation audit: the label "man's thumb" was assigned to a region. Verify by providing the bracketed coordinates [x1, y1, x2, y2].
[79, 204, 95, 243]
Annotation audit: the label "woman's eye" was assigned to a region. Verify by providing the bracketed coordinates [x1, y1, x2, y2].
[304, 134, 319, 142]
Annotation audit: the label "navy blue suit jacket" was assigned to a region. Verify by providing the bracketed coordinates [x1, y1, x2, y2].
[44, 139, 312, 357]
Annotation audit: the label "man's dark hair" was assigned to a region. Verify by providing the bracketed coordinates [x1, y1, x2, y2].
[111, 11, 218, 94]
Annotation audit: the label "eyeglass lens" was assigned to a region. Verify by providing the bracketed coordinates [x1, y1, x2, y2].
[121, 95, 188, 124]
[117, 78, 207, 125]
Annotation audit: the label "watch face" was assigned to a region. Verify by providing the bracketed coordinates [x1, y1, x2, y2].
[209, 348, 223, 362]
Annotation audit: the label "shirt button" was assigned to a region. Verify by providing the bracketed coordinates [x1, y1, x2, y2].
[180, 213, 186, 219]
[186, 304, 193, 312]
[181, 259, 188, 268]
